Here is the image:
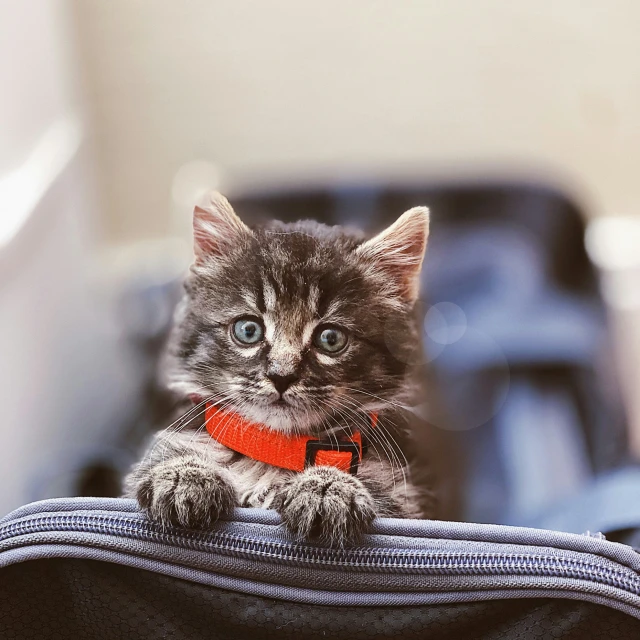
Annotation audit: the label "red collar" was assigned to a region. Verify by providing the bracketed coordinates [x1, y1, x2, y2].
[204, 403, 377, 475]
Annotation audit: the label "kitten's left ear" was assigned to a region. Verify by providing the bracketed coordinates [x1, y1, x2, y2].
[355, 206, 430, 302]
[193, 191, 252, 261]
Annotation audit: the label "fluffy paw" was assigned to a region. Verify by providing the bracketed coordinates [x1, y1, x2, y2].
[273, 466, 376, 546]
[136, 456, 236, 529]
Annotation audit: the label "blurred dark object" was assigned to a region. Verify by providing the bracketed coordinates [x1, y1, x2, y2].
[77, 462, 122, 498]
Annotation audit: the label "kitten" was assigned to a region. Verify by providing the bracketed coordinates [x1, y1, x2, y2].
[124, 191, 432, 545]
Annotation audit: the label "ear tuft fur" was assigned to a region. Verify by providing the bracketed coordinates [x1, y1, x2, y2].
[355, 206, 429, 301]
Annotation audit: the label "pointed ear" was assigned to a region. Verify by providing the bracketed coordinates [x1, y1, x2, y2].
[193, 191, 252, 261]
[355, 206, 429, 302]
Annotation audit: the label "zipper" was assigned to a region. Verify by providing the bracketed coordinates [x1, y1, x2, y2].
[2, 512, 640, 596]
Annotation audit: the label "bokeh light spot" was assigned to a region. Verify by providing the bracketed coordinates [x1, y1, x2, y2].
[424, 302, 467, 345]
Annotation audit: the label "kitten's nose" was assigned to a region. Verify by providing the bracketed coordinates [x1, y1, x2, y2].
[267, 372, 299, 395]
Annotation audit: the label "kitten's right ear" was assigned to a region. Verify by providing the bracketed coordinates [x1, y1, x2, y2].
[193, 191, 252, 261]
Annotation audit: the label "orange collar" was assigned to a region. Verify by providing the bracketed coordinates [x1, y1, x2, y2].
[204, 403, 377, 475]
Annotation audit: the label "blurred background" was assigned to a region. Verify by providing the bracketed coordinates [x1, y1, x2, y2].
[2, 1, 640, 532]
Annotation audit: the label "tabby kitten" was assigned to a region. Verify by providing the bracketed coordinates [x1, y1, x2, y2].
[125, 191, 431, 545]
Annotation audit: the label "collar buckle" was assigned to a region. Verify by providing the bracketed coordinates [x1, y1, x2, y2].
[304, 439, 361, 475]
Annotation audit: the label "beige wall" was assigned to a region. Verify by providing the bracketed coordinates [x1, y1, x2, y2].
[72, 1, 640, 245]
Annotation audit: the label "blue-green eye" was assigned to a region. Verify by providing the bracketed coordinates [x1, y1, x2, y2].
[313, 326, 348, 353]
[232, 318, 264, 345]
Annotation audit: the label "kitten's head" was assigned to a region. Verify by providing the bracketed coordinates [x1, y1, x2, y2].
[166, 191, 429, 435]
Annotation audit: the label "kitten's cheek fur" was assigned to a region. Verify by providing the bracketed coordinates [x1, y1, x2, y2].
[136, 456, 236, 529]
[273, 466, 377, 546]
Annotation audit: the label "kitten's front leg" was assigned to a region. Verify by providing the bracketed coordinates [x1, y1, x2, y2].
[273, 466, 376, 546]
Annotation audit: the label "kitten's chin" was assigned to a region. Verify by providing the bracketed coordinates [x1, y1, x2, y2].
[235, 402, 323, 435]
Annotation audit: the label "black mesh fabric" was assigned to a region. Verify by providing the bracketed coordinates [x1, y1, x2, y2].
[1, 559, 639, 639]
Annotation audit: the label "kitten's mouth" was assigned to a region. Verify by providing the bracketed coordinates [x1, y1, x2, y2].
[272, 397, 289, 406]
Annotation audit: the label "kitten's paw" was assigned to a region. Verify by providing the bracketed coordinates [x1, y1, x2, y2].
[136, 456, 236, 529]
[273, 466, 376, 546]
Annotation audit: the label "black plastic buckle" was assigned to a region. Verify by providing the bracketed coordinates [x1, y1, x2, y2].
[305, 439, 361, 475]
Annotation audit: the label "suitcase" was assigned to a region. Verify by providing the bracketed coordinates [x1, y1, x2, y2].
[2, 496, 640, 639]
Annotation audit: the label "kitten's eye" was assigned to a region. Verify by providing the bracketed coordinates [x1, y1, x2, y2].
[313, 325, 348, 354]
[232, 318, 264, 345]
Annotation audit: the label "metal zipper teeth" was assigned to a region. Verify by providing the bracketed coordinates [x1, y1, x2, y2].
[1, 513, 639, 594]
